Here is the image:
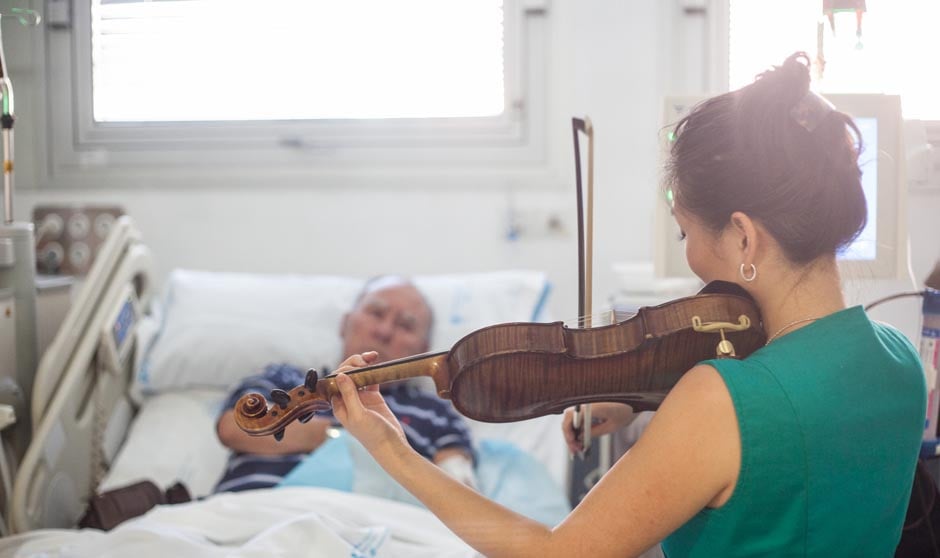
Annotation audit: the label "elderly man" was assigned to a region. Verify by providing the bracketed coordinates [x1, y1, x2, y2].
[214, 276, 475, 492]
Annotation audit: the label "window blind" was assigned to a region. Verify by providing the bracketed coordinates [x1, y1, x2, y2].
[92, 0, 505, 122]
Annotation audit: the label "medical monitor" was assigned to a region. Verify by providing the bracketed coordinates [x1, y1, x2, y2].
[654, 94, 908, 281]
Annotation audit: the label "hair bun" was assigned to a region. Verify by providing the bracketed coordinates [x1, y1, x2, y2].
[754, 51, 811, 108]
[782, 52, 811, 72]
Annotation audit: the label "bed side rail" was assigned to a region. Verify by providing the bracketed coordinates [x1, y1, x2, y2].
[31, 216, 152, 427]
[11, 222, 152, 533]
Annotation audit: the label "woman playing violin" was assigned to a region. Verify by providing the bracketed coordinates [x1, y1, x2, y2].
[329, 53, 925, 557]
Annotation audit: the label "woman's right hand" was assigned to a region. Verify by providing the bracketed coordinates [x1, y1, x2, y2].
[562, 402, 635, 454]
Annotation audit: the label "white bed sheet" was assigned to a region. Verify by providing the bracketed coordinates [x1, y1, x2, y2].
[0, 487, 478, 558]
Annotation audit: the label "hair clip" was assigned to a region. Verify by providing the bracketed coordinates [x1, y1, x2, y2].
[664, 187, 676, 209]
[790, 91, 835, 133]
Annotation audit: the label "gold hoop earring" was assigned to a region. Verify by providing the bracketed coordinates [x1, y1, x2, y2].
[739, 263, 757, 282]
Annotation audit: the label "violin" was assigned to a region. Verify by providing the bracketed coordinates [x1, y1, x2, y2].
[233, 280, 766, 439]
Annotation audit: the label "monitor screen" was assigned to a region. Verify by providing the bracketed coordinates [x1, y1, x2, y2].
[654, 94, 906, 281]
[840, 116, 878, 261]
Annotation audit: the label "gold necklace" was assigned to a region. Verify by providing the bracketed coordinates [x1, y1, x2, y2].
[765, 316, 823, 346]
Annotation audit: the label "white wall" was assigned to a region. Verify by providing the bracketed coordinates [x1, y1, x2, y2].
[3, 0, 938, 341]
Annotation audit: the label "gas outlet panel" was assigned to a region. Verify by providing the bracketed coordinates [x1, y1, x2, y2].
[33, 205, 125, 275]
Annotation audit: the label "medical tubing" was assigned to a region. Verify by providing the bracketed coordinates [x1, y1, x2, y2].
[0, 17, 13, 225]
[2, 126, 12, 225]
[864, 291, 927, 312]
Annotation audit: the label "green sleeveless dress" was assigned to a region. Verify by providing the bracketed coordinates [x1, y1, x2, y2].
[661, 306, 925, 557]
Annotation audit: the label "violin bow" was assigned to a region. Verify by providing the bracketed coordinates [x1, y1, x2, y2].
[571, 116, 594, 455]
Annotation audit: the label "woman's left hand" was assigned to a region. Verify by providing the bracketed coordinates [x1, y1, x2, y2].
[562, 402, 634, 454]
[330, 353, 408, 457]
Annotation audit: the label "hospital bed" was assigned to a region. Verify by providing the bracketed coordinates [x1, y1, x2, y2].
[2, 218, 574, 556]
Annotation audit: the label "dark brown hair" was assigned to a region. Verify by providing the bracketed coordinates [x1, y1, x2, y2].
[665, 52, 867, 264]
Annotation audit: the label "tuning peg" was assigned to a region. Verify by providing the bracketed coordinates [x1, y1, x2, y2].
[305, 369, 319, 391]
[273, 429, 285, 442]
[298, 412, 315, 424]
[270, 389, 291, 409]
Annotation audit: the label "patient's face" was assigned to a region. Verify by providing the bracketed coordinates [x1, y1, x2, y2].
[340, 282, 432, 364]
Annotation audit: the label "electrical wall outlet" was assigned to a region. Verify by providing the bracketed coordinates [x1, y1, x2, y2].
[505, 207, 568, 242]
[46, 0, 72, 29]
[33, 205, 124, 275]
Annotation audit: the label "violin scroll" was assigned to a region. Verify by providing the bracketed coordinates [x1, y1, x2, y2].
[238, 393, 269, 419]
[234, 381, 333, 437]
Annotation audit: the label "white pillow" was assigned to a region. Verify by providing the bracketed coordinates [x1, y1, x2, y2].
[135, 269, 550, 395]
[413, 271, 551, 352]
[100, 389, 230, 497]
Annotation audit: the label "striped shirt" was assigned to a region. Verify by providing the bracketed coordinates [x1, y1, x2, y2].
[215, 363, 474, 493]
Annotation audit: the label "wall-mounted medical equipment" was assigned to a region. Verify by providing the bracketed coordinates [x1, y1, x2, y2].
[920, 288, 940, 446]
[654, 93, 909, 281]
[34, 205, 125, 276]
[905, 119, 940, 191]
[861, 261, 940, 454]
[0, 7, 43, 463]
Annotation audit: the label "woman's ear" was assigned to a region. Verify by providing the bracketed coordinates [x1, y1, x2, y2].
[729, 211, 758, 257]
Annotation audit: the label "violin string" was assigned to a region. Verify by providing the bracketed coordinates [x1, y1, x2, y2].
[558, 310, 621, 328]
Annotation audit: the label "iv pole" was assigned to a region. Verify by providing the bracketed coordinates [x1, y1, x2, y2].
[0, 7, 42, 461]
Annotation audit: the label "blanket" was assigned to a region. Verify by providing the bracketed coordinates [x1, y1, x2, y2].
[280, 431, 571, 526]
[0, 487, 477, 558]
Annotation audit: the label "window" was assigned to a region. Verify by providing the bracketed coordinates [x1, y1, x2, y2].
[729, 0, 940, 121]
[92, 0, 506, 122]
[44, 0, 548, 182]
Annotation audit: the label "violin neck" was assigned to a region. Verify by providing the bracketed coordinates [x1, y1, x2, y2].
[319, 351, 451, 398]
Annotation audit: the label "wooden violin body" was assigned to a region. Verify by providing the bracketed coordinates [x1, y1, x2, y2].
[234, 280, 766, 437]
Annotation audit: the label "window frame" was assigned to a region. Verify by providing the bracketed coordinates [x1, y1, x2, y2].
[45, 0, 550, 185]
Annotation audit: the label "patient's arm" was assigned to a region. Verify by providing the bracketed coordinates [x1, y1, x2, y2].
[216, 409, 331, 455]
